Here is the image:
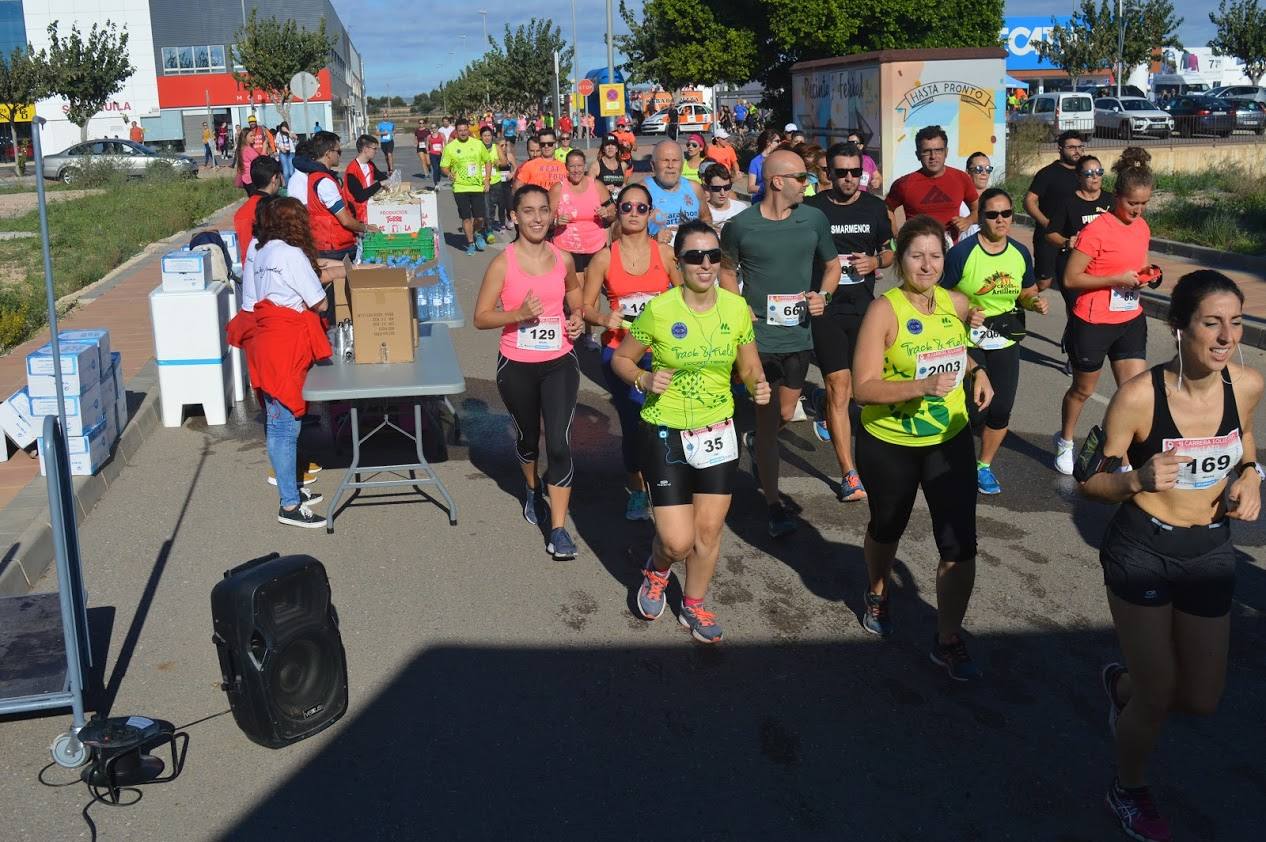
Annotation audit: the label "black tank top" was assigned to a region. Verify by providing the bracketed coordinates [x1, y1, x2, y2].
[597, 157, 625, 189]
[1127, 364, 1240, 470]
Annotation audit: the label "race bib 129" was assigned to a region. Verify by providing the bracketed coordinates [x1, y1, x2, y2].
[516, 316, 563, 352]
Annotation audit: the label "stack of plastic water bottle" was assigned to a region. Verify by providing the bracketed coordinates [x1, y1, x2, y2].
[413, 264, 456, 323]
[364, 255, 433, 269]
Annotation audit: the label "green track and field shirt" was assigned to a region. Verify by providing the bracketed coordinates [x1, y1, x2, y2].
[440, 138, 493, 193]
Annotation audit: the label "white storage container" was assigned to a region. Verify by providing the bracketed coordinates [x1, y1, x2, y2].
[149, 282, 232, 426]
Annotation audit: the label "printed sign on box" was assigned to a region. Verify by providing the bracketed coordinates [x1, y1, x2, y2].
[27, 342, 100, 396]
[367, 192, 439, 234]
[38, 416, 111, 477]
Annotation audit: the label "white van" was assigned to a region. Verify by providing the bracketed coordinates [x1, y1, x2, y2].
[1011, 92, 1095, 136]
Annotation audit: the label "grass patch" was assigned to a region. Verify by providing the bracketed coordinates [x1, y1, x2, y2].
[0, 172, 240, 350]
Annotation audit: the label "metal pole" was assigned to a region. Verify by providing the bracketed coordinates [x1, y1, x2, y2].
[606, 0, 615, 133]
[30, 118, 68, 438]
[1116, 0, 1124, 97]
[553, 50, 561, 124]
[571, 0, 585, 148]
[241, 0, 246, 26]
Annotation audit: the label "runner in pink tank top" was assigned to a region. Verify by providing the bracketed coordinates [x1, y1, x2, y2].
[473, 184, 586, 560]
[551, 149, 614, 268]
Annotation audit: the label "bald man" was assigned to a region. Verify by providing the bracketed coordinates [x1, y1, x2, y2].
[643, 140, 711, 244]
[720, 149, 840, 537]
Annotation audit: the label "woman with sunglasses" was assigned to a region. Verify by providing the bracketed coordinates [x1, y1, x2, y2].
[701, 162, 748, 228]
[845, 130, 882, 194]
[1044, 155, 1113, 318]
[852, 214, 993, 679]
[682, 133, 708, 184]
[474, 184, 587, 560]
[589, 133, 630, 199]
[612, 219, 770, 643]
[1054, 148, 1155, 476]
[958, 152, 994, 239]
[583, 183, 684, 521]
[942, 188, 1048, 495]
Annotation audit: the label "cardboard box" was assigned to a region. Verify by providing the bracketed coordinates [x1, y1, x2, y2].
[161, 248, 210, 292]
[102, 398, 119, 445]
[110, 351, 126, 414]
[0, 387, 37, 449]
[59, 329, 111, 372]
[218, 230, 241, 267]
[38, 415, 110, 477]
[26, 342, 100, 396]
[366, 192, 438, 235]
[347, 265, 415, 364]
[99, 363, 116, 408]
[29, 379, 106, 437]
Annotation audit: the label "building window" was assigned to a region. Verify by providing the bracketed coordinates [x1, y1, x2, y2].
[162, 47, 178, 73]
[209, 45, 225, 71]
[161, 45, 228, 75]
[178, 46, 194, 70]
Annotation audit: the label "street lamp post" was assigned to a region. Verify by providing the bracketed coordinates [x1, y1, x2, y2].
[478, 10, 490, 109]
[1116, 0, 1125, 98]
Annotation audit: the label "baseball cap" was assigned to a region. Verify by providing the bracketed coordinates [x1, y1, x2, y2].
[713, 127, 730, 139]
[784, 122, 798, 132]
[247, 114, 257, 124]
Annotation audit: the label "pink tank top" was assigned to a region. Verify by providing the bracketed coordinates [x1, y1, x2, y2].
[554, 178, 608, 255]
[499, 242, 574, 363]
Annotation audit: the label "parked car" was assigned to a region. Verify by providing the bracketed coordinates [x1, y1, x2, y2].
[1009, 92, 1095, 137]
[1164, 95, 1238, 137]
[1208, 85, 1266, 104]
[1094, 96, 1174, 139]
[640, 102, 715, 135]
[1225, 98, 1266, 134]
[42, 139, 198, 183]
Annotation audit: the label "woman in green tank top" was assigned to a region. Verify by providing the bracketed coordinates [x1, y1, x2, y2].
[852, 215, 994, 681]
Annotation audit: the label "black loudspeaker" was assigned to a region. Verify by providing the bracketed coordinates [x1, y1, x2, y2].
[211, 553, 348, 748]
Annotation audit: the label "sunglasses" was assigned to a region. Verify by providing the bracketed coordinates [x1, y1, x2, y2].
[680, 248, 723, 265]
[1080, 168, 1105, 177]
[706, 183, 731, 192]
[833, 167, 864, 179]
[779, 171, 817, 184]
[685, 142, 700, 148]
[968, 165, 995, 174]
[540, 140, 557, 146]
[983, 208, 1014, 220]
[619, 201, 650, 215]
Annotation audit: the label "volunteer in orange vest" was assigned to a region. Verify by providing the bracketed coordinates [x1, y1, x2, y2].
[233, 156, 283, 265]
[301, 131, 379, 265]
[343, 134, 387, 223]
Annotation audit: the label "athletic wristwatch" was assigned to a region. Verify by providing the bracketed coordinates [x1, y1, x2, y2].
[1236, 461, 1265, 481]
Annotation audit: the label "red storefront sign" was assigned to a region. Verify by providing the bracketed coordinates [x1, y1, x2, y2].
[157, 68, 333, 108]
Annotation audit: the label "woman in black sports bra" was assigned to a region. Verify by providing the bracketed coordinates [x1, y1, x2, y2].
[589, 134, 628, 198]
[1080, 270, 1262, 842]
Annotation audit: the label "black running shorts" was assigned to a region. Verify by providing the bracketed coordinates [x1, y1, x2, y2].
[1066, 314, 1146, 373]
[640, 421, 738, 507]
[811, 307, 864, 376]
[454, 191, 485, 220]
[1100, 502, 1235, 618]
[758, 349, 811, 391]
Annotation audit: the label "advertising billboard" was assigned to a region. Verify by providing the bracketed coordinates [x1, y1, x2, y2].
[1000, 16, 1072, 72]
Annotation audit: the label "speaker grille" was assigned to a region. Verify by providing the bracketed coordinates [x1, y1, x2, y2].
[269, 626, 344, 728]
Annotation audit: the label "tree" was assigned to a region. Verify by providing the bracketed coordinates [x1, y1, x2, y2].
[1037, 1, 1181, 88]
[0, 46, 49, 172]
[483, 18, 573, 112]
[1119, 1, 1183, 74]
[44, 20, 134, 142]
[1035, 15, 1112, 87]
[232, 9, 333, 123]
[618, 0, 1003, 118]
[1209, 0, 1266, 84]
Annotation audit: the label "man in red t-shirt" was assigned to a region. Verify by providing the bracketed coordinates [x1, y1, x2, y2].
[233, 156, 282, 263]
[559, 113, 574, 135]
[885, 125, 978, 240]
[128, 118, 144, 144]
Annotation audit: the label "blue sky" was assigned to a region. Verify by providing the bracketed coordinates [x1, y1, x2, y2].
[331, 0, 1222, 97]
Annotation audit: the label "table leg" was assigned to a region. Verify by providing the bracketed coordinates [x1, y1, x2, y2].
[324, 404, 361, 533]
[413, 401, 458, 524]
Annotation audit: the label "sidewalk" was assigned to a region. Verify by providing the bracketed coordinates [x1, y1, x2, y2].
[0, 202, 241, 510]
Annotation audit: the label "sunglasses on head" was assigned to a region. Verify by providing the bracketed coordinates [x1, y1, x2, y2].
[619, 201, 650, 215]
[983, 208, 1014, 220]
[1080, 167, 1105, 177]
[833, 167, 864, 179]
[706, 183, 731, 192]
[680, 248, 723, 265]
[968, 165, 994, 174]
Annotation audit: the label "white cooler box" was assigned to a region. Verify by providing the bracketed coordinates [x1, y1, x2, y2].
[149, 281, 232, 426]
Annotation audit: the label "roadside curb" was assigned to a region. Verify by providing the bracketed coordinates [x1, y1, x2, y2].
[0, 361, 161, 596]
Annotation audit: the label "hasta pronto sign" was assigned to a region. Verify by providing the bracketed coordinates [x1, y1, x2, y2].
[900, 81, 994, 118]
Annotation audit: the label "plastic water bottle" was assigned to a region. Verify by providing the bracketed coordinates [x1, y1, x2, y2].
[416, 287, 429, 321]
[441, 278, 455, 320]
[429, 282, 442, 321]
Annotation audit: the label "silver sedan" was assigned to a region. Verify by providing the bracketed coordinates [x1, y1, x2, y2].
[42, 139, 198, 183]
[1093, 97, 1174, 139]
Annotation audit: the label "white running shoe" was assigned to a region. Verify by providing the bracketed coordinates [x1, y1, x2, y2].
[1054, 434, 1075, 475]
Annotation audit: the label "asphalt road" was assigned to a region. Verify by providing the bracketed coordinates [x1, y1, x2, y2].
[1, 181, 1264, 841]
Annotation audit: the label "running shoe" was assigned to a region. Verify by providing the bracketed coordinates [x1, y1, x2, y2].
[841, 470, 867, 502]
[465, 242, 477, 257]
[808, 385, 827, 419]
[522, 482, 548, 526]
[812, 419, 831, 442]
[268, 470, 317, 487]
[299, 487, 323, 505]
[475, 233, 488, 252]
[977, 465, 1002, 495]
[625, 489, 652, 521]
[930, 634, 983, 681]
[1105, 779, 1172, 842]
[678, 603, 724, 643]
[485, 231, 497, 244]
[1054, 434, 1075, 476]
[861, 591, 891, 637]
[767, 502, 796, 538]
[277, 504, 326, 529]
[547, 527, 577, 560]
[307, 461, 323, 474]
[1102, 662, 1127, 738]
[636, 562, 670, 620]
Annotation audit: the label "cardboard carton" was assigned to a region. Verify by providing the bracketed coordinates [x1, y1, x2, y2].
[59, 329, 111, 372]
[347, 264, 415, 364]
[366, 191, 439, 235]
[161, 248, 210, 292]
[38, 415, 111, 476]
[29, 379, 106, 436]
[0, 387, 37, 449]
[26, 342, 100, 396]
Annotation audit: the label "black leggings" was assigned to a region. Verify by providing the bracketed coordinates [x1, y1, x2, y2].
[495, 352, 579, 488]
[968, 344, 1020, 430]
[856, 426, 978, 561]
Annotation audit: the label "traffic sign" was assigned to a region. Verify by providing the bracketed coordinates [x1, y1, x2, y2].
[599, 83, 625, 117]
[289, 71, 320, 102]
[578, 78, 595, 97]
